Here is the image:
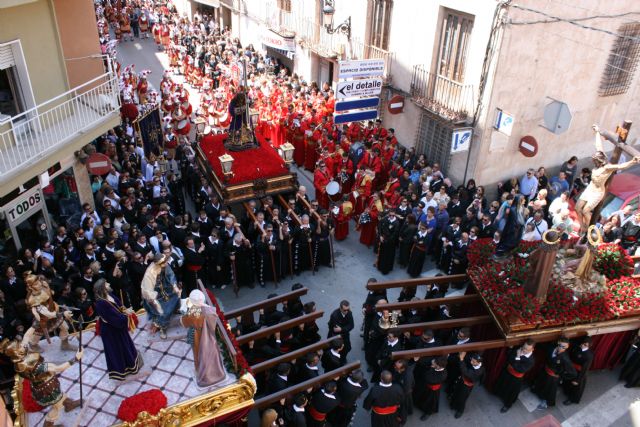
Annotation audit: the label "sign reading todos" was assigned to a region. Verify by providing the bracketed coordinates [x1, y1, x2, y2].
[338, 59, 385, 79]
[261, 28, 296, 52]
[336, 78, 383, 99]
[5, 187, 43, 223]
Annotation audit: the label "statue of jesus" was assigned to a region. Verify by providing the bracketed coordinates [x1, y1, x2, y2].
[574, 124, 639, 234]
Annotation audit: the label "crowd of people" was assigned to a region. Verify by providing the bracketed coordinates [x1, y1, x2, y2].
[1, 0, 640, 426]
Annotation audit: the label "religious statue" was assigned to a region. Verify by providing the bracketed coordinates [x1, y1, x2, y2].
[180, 290, 226, 388]
[574, 124, 639, 234]
[0, 339, 82, 427]
[22, 274, 75, 352]
[94, 279, 143, 381]
[141, 254, 180, 339]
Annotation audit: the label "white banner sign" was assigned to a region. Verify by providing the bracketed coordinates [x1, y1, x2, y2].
[261, 28, 296, 52]
[4, 187, 43, 223]
[336, 78, 383, 99]
[451, 128, 472, 154]
[338, 59, 385, 79]
[495, 109, 515, 136]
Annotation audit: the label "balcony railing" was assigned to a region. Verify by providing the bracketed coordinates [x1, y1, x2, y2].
[410, 65, 475, 123]
[258, 6, 394, 81]
[0, 71, 120, 178]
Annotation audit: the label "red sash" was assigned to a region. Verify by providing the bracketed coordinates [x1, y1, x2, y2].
[507, 364, 525, 378]
[186, 264, 202, 272]
[462, 377, 475, 387]
[545, 366, 559, 378]
[372, 405, 398, 415]
[427, 383, 441, 391]
[307, 406, 326, 421]
[572, 362, 582, 371]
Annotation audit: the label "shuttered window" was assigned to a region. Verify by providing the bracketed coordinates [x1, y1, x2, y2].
[0, 44, 16, 70]
[437, 10, 474, 83]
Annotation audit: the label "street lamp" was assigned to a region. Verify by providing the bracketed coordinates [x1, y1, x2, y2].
[322, 0, 351, 40]
[279, 142, 295, 166]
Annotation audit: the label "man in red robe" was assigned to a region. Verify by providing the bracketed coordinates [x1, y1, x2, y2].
[314, 161, 332, 209]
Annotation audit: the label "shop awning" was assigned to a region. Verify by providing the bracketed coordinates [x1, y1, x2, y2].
[261, 27, 295, 53]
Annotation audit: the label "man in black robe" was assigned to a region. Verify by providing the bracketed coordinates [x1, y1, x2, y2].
[563, 336, 594, 405]
[363, 370, 404, 427]
[330, 369, 368, 427]
[497, 339, 536, 413]
[391, 359, 414, 423]
[411, 329, 441, 385]
[306, 381, 340, 427]
[295, 352, 321, 384]
[376, 210, 400, 274]
[293, 215, 314, 273]
[267, 362, 291, 394]
[373, 330, 403, 382]
[406, 222, 429, 278]
[225, 233, 254, 289]
[327, 300, 354, 362]
[450, 352, 485, 418]
[183, 236, 205, 295]
[533, 337, 577, 408]
[205, 228, 225, 289]
[254, 224, 280, 287]
[414, 356, 448, 420]
[445, 327, 471, 392]
[620, 333, 640, 387]
[321, 338, 344, 372]
[314, 210, 334, 269]
[284, 393, 308, 427]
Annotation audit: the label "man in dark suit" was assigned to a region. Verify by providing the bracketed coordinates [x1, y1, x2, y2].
[267, 363, 291, 394]
[327, 300, 354, 362]
[321, 338, 344, 372]
[478, 215, 496, 239]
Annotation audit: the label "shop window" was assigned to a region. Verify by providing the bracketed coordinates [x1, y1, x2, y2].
[436, 9, 474, 83]
[599, 23, 640, 97]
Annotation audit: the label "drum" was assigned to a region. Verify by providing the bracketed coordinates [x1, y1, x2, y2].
[349, 141, 365, 166]
[176, 119, 191, 136]
[326, 180, 341, 202]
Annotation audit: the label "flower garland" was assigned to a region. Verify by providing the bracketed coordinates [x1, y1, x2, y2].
[606, 277, 640, 316]
[117, 388, 167, 422]
[593, 243, 634, 279]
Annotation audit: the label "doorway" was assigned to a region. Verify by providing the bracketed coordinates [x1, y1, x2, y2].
[15, 209, 50, 251]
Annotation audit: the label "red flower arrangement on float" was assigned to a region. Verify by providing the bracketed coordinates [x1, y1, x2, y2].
[593, 243, 635, 279]
[468, 238, 640, 325]
[117, 388, 168, 422]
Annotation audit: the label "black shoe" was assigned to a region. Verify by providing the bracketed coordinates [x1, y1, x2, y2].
[563, 399, 573, 406]
[625, 383, 634, 388]
[454, 411, 463, 419]
[500, 406, 510, 413]
[420, 413, 429, 421]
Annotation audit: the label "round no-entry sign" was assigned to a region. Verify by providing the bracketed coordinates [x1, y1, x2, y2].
[388, 95, 405, 114]
[86, 153, 112, 175]
[519, 135, 538, 157]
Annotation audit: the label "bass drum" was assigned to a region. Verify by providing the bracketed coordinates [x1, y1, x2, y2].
[349, 141, 365, 166]
[326, 180, 341, 202]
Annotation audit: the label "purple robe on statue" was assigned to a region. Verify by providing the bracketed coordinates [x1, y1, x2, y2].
[95, 295, 143, 380]
[181, 305, 226, 387]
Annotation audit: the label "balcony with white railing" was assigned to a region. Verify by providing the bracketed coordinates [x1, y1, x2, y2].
[410, 65, 475, 123]
[0, 71, 120, 179]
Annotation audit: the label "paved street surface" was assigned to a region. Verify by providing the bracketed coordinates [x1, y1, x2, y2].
[115, 40, 639, 427]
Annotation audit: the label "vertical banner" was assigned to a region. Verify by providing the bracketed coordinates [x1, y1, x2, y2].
[136, 107, 163, 156]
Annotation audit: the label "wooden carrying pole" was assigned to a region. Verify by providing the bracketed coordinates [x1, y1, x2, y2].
[253, 361, 361, 409]
[251, 336, 341, 374]
[236, 311, 324, 345]
[375, 294, 480, 311]
[387, 315, 493, 334]
[277, 195, 302, 225]
[366, 274, 468, 290]
[224, 287, 308, 319]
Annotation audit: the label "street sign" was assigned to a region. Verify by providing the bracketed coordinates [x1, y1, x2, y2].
[336, 78, 383, 99]
[495, 109, 514, 136]
[338, 59, 385, 79]
[335, 97, 380, 112]
[334, 109, 378, 125]
[451, 128, 472, 153]
[519, 135, 538, 157]
[387, 95, 405, 114]
[86, 153, 112, 175]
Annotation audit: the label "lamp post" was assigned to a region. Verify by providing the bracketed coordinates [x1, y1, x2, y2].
[279, 142, 295, 167]
[322, 0, 351, 40]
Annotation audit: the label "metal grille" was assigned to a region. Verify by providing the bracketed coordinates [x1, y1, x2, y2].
[599, 23, 640, 97]
[415, 111, 454, 173]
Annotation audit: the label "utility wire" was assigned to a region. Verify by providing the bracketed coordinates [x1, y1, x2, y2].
[510, 10, 640, 25]
[508, 4, 640, 42]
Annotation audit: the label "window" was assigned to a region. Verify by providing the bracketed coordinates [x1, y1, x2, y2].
[599, 23, 640, 97]
[277, 0, 291, 12]
[369, 0, 393, 51]
[436, 10, 474, 82]
[0, 67, 25, 119]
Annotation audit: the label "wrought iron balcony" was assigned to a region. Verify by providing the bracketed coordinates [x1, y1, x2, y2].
[410, 65, 475, 123]
[0, 71, 120, 178]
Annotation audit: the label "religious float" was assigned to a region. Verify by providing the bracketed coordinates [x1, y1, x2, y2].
[7, 281, 256, 427]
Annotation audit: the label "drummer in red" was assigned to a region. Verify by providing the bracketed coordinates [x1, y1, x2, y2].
[314, 160, 333, 210]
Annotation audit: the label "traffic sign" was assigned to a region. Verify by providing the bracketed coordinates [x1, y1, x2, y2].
[336, 78, 383, 99]
[86, 153, 112, 175]
[451, 128, 472, 154]
[334, 109, 378, 125]
[338, 59, 385, 79]
[387, 95, 405, 114]
[335, 97, 380, 112]
[519, 135, 538, 157]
